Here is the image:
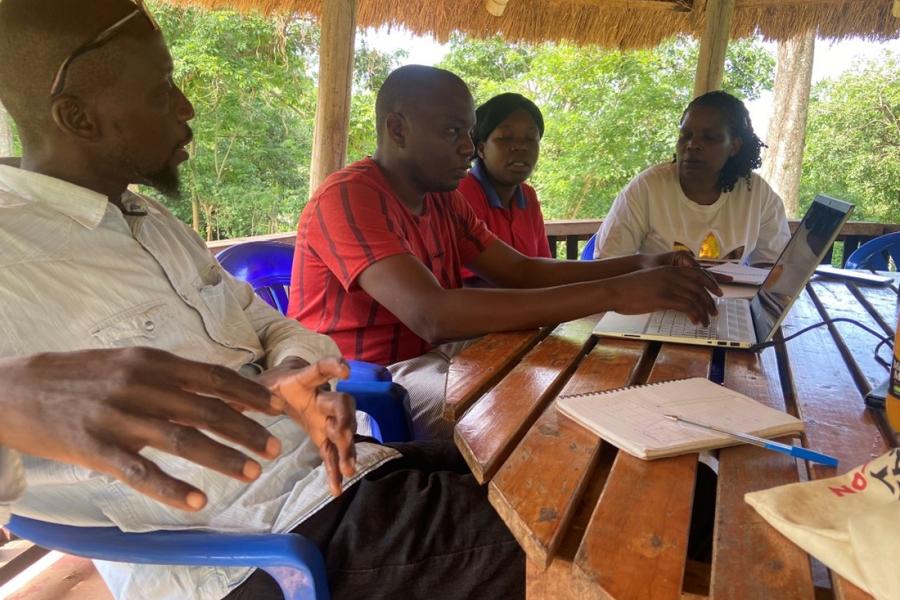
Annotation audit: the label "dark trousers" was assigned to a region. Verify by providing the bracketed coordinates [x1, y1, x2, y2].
[224, 440, 525, 600]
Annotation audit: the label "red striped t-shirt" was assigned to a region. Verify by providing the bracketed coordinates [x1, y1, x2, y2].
[288, 158, 497, 365]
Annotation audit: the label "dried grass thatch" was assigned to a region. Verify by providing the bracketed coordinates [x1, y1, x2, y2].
[160, 0, 899, 48]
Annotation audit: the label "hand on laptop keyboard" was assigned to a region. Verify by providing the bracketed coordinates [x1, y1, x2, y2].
[608, 265, 723, 327]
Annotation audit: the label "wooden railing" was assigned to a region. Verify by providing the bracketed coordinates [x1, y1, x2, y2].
[208, 219, 900, 265]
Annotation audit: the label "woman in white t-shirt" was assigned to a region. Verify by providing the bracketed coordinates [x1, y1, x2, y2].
[593, 91, 790, 265]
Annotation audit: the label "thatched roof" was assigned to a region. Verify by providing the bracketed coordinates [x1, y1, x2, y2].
[160, 0, 899, 49]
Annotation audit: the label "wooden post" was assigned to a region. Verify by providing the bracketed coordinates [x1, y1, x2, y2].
[693, 0, 735, 97]
[309, 0, 357, 194]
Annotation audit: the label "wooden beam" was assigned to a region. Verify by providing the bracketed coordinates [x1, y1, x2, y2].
[309, 0, 357, 194]
[737, 0, 845, 6]
[693, 0, 735, 97]
[586, 0, 692, 11]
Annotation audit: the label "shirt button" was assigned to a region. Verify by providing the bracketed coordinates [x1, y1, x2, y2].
[144, 320, 156, 332]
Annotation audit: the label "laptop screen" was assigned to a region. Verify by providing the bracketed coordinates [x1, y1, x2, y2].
[750, 195, 854, 343]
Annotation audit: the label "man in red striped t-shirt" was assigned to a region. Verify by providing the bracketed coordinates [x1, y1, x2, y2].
[290, 66, 722, 440]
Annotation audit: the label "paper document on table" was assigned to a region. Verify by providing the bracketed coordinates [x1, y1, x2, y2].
[556, 377, 803, 460]
[707, 263, 771, 286]
[719, 283, 758, 299]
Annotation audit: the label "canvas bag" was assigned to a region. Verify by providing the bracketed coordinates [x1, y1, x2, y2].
[745, 448, 900, 600]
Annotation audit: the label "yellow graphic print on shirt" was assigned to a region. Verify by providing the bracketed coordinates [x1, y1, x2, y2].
[698, 232, 720, 259]
[673, 233, 744, 261]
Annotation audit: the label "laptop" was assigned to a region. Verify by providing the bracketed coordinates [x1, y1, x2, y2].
[593, 195, 854, 349]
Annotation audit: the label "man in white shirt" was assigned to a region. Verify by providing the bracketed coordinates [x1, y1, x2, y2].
[0, 1, 523, 598]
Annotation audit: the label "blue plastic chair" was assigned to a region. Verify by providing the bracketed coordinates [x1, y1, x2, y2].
[845, 232, 900, 271]
[217, 240, 390, 383]
[580, 234, 597, 260]
[6, 514, 328, 600]
[216, 240, 413, 443]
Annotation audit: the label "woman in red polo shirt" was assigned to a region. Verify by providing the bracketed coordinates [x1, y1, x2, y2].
[458, 93, 551, 282]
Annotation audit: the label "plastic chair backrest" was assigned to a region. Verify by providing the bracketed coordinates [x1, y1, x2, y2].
[216, 241, 295, 314]
[6, 514, 329, 600]
[845, 232, 900, 271]
[336, 380, 414, 443]
[580, 234, 597, 260]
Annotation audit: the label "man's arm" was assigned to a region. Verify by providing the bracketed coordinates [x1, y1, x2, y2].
[468, 238, 664, 289]
[0, 348, 283, 515]
[225, 268, 342, 369]
[0, 349, 358, 522]
[358, 252, 722, 344]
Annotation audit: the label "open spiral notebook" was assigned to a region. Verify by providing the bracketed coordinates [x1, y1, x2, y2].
[556, 377, 804, 460]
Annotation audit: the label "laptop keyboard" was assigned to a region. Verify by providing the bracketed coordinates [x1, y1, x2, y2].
[646, 298, 752, 341]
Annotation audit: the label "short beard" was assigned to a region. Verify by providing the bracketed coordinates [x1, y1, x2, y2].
[143, 165, 182, 200]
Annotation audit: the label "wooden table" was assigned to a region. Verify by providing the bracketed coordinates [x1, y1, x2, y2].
[447, 275, 899, 600]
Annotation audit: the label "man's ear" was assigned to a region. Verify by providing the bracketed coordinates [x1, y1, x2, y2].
[384, 112, 407, 148]
[50, 96, 101, 141]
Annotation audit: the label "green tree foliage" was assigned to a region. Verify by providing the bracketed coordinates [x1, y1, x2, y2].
[800, 53, 900, 223]
[440, 35, 775, 219]
[3, 8, 895, 238]
[148, 3, 320, 240]
[146, 4, 407, 239]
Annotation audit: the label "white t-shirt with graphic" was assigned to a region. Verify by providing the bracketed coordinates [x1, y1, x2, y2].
[593, 162, 790, 264]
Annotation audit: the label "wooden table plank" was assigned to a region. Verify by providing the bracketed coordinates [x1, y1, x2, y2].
[489, 339, 649, 569]
[779, 285, 890, 600]
[782, 285, 891, 477]
[809, 281, 893, 393]
[444, 329, 545, 421]
[844, 280, 898, 337]
[454, 317, 599, 484]
[572, 344, 712, 600]
[711, 348, 815, 599]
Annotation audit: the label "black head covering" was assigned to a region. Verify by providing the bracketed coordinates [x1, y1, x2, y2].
[472, 93, 545, 157]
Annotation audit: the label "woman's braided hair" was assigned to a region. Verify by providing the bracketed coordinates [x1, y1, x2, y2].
[681, 91, 767, 193]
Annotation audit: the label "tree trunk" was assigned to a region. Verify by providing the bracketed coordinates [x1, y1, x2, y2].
[192, 197, 201, 233]
[761, 28, 816, 218]
[0, 103, 15, 157]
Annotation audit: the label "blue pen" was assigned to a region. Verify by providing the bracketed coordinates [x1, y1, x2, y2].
[664, 414, 839, 467]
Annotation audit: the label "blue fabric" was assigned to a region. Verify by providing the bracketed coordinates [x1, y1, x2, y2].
[470, 159, 526, 210]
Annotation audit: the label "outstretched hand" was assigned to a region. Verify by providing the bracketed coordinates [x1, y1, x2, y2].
[0, 348, 284, 512]
[266, 358, 357, 496]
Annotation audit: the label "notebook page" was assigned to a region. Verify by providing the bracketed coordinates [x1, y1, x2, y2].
[707, 263, 771, 286]
[557, 377, 803, 459]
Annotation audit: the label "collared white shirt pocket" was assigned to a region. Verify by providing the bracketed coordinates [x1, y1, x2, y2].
[90, 301, 171, 347]
[193, 270, 259, 352]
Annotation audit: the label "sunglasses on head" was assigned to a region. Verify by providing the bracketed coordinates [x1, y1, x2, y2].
[50, 0, 160, 98]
